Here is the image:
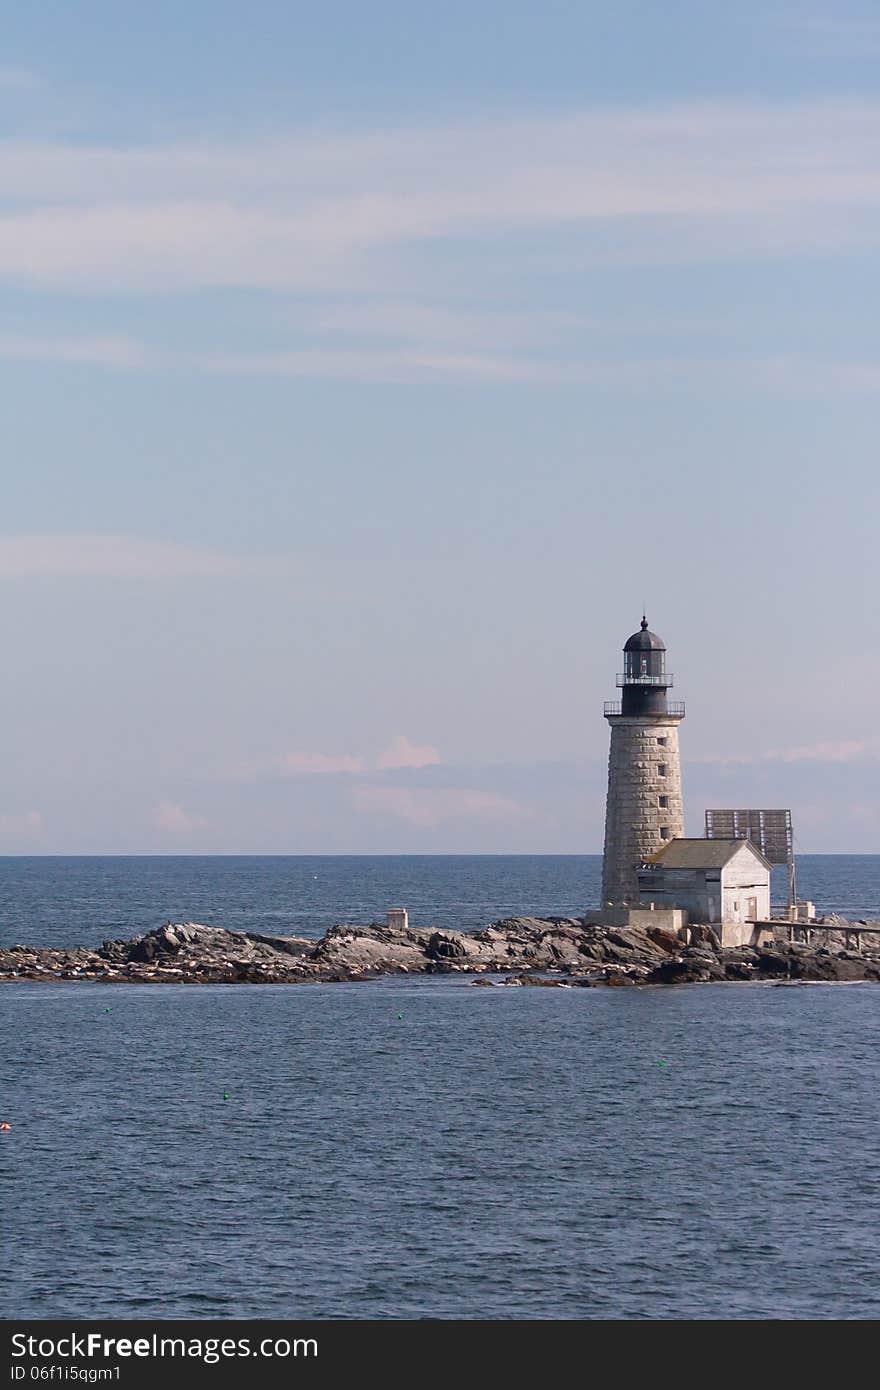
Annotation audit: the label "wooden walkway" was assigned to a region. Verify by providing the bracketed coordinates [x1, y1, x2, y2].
[753, 919, 880, 951]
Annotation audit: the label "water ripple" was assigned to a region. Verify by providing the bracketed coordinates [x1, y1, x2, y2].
[3, 977, 880, 1318]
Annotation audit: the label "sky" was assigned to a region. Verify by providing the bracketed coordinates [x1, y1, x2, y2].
[0, 1, 879, 853]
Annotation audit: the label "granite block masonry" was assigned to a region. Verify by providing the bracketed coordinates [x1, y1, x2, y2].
[601, 616, 685, 907]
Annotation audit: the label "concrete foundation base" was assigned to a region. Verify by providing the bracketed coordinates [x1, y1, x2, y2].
[587, 906, 688, 932]
[584, 906, 777, 949]
[718, 921, 775, 948]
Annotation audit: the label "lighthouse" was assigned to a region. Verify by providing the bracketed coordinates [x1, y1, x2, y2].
[601, 617, 685, 906]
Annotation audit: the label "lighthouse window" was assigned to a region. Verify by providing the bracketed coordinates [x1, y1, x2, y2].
[658, 764, 668, 777]
[659, 796, 669, 809]
[657, 737, 668, 746]
[660, 827, 670, 839]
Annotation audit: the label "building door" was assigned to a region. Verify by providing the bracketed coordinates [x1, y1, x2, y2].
[747, 896, 758, 921]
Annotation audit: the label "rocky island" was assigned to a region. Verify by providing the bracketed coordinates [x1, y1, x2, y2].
[2, 915, 879, 986]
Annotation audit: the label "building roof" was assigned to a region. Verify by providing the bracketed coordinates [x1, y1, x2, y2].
[623, 615, 665, 652]
[643, 837, 772, 871]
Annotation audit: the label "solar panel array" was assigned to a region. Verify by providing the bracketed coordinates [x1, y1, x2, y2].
[704, 808, 793, 867]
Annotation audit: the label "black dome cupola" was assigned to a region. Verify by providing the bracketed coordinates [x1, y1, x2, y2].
[618, 616, 672, 715]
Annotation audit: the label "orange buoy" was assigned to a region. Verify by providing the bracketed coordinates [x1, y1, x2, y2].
[0, 1122, 11, 1131]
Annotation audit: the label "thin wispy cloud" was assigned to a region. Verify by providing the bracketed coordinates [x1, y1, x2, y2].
[306, 300, 580, 349]
[3, 332, 880, 391]
[758, 357, 880, 394]
[350, 784, 538, 827]
[0, 68, 42, 91]
[203, 348, 880, 390]
[1, 101, 880, 295]
[689, 739, 880, 766]
[786, 16, 880, 57]
[376, 735, 440, 770]
[154, 802, 208, 834]
[0, 99, 876, 392]
[0, 334, 145, 368]
[200, 346, 564, 384]
[0, 534, 292, 580]
[768, 739, 880, 763]
[269, 736, 440, 779]
[280, 752, 366, 775]
[0, 809, 44, 836]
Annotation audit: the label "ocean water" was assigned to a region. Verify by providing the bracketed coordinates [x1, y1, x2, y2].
[3, 855, 880, 1321]
[0, 853, 878, 949]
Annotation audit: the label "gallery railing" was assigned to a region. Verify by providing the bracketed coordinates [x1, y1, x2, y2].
[616, 673, 674, 687]
[604, 701, 686, 718]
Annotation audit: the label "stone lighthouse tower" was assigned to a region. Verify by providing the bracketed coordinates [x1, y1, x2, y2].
[601, 617, 685, 906]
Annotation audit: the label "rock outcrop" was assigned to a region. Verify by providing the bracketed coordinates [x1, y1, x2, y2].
[1, 916, 879, 986]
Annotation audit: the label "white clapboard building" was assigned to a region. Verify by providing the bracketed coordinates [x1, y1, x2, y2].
[637, 838, 771, 946]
